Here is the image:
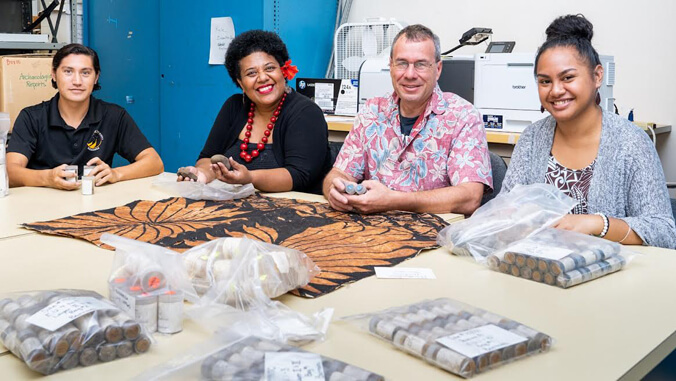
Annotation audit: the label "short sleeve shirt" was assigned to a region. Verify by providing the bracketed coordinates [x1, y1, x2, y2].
[334, 85, 493, 192]
[8, 94, 152, 173]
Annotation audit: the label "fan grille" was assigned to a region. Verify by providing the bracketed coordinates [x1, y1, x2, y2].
[334, 22, 403, 79]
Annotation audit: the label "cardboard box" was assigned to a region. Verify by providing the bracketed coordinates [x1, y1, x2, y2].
[0, 54, 57, 133]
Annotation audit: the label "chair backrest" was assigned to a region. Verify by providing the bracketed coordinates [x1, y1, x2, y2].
[329, 141, 343, 166]
[481, 151, 508, 205]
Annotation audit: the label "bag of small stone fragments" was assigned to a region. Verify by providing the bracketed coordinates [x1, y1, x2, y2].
[343, 298, 552, 378]
[102, 233, 199, 335]
[133, 332, 383, 381]
[183, 236, 320, 306]
[152, 172, 255, 201]
[437, 183, 577, 261]
[487, 228, 636, 288]
[0, 289, 152, 375]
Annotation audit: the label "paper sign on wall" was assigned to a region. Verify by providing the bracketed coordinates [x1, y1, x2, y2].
[209, 17, 235, 65]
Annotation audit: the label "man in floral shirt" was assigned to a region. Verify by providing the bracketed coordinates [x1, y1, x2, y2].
[323, 24, 493, 214]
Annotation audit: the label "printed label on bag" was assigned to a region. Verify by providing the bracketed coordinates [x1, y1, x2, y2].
[264, 352, 324, 381]
[506, 241, 573, 260]
[436, 324, 527, 358]
[27, 297, 113, 331]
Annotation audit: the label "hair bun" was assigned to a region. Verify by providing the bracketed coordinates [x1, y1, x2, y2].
[545, 14, 593, 42]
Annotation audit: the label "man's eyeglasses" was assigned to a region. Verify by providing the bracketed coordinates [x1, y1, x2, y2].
[390, 60, 435, 72]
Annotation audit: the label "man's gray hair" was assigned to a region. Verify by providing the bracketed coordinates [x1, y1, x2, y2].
[390, 24, 441, 62]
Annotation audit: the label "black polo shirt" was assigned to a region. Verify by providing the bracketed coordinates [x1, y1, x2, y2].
[8, 93, 152, 173]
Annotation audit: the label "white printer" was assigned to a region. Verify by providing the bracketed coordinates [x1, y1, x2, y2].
[474, 53, 615, 132]
[357, 53, 616, 132]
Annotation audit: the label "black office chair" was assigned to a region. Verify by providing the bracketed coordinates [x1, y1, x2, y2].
[481, 151, 508, 205]
[328, 141, 343, 166]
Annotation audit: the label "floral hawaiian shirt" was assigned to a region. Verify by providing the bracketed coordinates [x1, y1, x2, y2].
[334, 85, 493, 192]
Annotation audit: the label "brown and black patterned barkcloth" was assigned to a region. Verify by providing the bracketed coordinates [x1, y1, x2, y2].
[23, 195, 447, 297]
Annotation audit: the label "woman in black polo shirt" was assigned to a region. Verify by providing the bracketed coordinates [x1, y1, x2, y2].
[177, 30, 331, 194]
[7, 44, 163, 190]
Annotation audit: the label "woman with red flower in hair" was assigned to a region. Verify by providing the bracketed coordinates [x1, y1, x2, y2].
[178, 30, 331, 194]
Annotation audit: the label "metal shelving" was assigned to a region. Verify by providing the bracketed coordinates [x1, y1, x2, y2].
[0, 0, 78, 51]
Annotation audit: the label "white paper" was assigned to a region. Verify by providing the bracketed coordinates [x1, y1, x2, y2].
[209, 17, 235, 65]
[436, 324, 527, 358]
[314, 83, 334, 111]
[507, 241, 573, 261]
[264, 352, 325, 381]
[26, 297, 113, 331]
[334, 80, 358, 116]
[374, 267, 436, 279]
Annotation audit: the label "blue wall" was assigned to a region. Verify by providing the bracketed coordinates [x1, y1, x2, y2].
[86, 0, 337, 172]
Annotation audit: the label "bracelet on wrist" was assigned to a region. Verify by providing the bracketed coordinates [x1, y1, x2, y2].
[594, 212, 609, 238]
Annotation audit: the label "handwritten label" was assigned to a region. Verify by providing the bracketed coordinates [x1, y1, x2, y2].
[110, 287, 136, 317]
[374, 267, 436, 279]
[26, 297, 113, 331]
[209, 17, 235, 65]
[264, 352, 324, 381]
[507, 241, 573, 261]
[436, 324, 527, 358]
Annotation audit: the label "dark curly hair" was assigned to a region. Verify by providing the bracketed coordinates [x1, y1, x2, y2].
[534, 14, 601, 76]
[51, 43, 102, 90]
[225, 30, 289, 88]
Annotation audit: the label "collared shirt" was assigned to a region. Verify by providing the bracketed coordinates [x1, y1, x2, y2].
[8, 93, 152, 174]
[334, 85, 493, 192]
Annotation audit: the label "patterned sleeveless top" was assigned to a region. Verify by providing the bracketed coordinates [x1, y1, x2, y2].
[544, 155, 596, 214]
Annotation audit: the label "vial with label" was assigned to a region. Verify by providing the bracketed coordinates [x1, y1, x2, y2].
[81, 176, 94, 195]
[158, 290, 183, 334]
[134, 293, 158, 333]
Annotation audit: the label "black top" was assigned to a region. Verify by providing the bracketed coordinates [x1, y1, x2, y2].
[224, 140, 279, 170]
[399, 114, 419, 136]
[199, 90, 332, 194]
[8, 94, 152, 174]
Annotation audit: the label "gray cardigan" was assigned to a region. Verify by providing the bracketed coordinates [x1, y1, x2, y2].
[502, 111, 676, 249]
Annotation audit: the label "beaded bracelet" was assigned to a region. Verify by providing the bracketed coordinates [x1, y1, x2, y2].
[595, 212, 609, 238]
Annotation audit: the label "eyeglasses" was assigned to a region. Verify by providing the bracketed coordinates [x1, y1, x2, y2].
[390, 60, 435, 72]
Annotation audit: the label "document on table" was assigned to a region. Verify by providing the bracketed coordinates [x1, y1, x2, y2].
[209, 17, 235, 65]
[374, 267, 436, 279]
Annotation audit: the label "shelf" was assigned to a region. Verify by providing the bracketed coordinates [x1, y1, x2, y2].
[0, 41, 66, 50]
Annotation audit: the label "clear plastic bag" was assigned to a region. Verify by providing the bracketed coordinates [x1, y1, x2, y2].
[102, 233, 199, 334]
[151, 172, 255, 201]
[185, 237, 329, 345]
[437, 183, 577, 261]
[486, 228, 635, 288]
[187, 302, 333, 346]
[133, 333, 383, 381]
[184, 236, 320, 305]
[343, 298, 552, 378]
[0, 289, 152, 375]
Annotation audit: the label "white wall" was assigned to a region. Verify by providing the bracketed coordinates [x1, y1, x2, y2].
[348, 0, 676, 194]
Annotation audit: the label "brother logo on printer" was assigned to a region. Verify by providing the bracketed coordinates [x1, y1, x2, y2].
[512, 85, 526, 89]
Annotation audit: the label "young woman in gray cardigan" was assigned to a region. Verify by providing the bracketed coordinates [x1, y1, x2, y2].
[501, 15, 676, 249]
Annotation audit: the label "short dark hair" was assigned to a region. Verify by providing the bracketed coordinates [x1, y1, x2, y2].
[51, 43, 102, 90]
[225, 30, 290, 88]
[534, 14, 601, 76]
[390, 24, 441, 62]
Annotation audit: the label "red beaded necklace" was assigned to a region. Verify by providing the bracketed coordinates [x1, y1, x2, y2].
[239, 92, 287, 163]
